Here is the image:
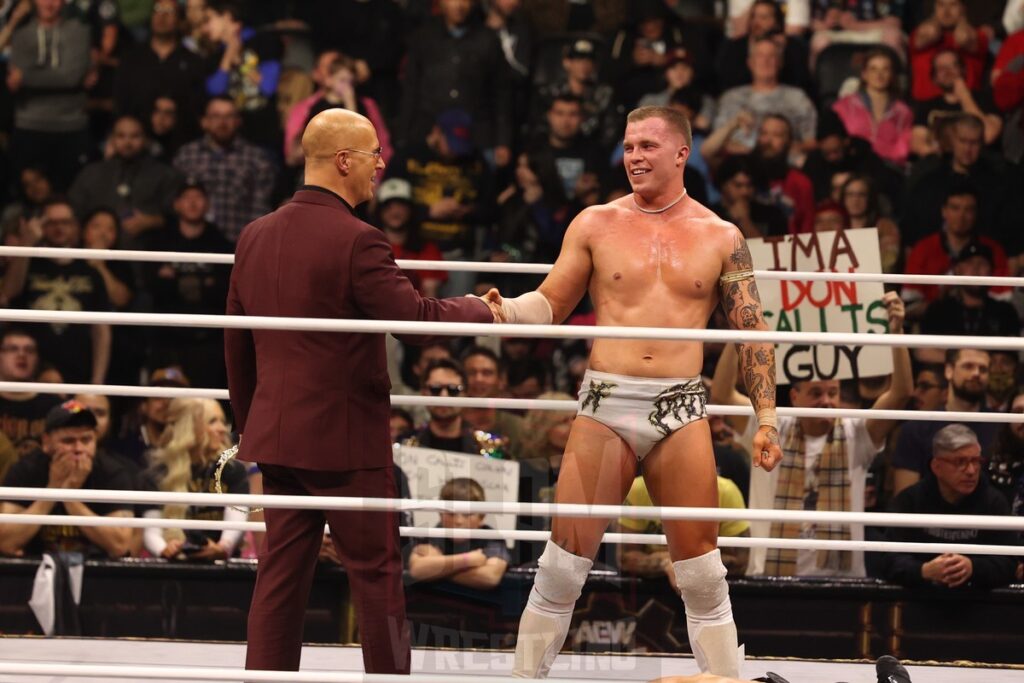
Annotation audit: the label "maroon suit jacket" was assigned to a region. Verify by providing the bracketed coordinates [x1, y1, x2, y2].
[225, 187, 491, 471]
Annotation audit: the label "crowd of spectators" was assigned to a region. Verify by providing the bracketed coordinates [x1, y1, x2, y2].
[0, 0, 1021, 595]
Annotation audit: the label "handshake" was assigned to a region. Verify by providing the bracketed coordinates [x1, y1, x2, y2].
[468, 289, 553, 326]
[475, 288, 507, 323]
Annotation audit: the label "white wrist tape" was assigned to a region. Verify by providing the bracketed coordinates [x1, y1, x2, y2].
[757, 408, 778, 429]
[502, 291, 553, 325]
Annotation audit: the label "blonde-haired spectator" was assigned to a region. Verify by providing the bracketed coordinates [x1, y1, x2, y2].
[143, 398, 247, 561]
[519, 391, 575, 467]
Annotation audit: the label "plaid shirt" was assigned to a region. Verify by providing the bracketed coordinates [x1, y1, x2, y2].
[173, 136, 277, 242]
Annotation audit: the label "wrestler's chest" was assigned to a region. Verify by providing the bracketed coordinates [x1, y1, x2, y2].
[590, 232, 722, 297]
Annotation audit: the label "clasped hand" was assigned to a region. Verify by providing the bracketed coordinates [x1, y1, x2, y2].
[471, 288, 506, 323]
[922, 553, 973, 588]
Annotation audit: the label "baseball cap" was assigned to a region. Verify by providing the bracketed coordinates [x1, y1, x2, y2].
[176, 177, 207, 198]
[436, 109, 474, 158]
[149, 366, 190, 387]
[565, 38, 596, 60]
[665, 48, 693, 69]
[45, 399, 98, 433]
[377, 178, 413, 205]
[953, 241, 994, 266]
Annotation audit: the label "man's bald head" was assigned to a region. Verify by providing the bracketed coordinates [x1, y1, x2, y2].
[302, 108, 384, 207]
[302, 108, 375, 164]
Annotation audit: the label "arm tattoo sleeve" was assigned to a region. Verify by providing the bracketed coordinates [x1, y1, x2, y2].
[721, 233, 776, 413]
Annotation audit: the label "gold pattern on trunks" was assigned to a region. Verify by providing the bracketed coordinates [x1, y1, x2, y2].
[648, 380, 707, 436]
[581, 380, 617, 414]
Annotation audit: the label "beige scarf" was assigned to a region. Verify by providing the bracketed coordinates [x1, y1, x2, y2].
[765, 419, 852, 576]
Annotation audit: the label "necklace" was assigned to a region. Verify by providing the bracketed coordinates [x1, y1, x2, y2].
[632, 188, 688, 214]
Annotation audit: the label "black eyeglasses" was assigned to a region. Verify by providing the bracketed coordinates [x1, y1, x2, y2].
[935, 455, 987, 471]
[426, 384, 463, 396]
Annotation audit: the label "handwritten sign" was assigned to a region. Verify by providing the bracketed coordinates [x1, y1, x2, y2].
[747, 229, 893, 384]
[394, 445, 520, 548]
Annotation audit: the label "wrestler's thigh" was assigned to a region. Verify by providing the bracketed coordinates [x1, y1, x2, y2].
[641, 418, 719, 561]
[550, 415, 637, 559]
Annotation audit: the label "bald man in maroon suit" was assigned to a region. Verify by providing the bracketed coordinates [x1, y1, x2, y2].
[226, 108, 497, 675]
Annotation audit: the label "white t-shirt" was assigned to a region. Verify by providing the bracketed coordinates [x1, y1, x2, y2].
[1005, 0, 1024, 35]
[743, 416, 882, 578]
[728, 0, 810, 33]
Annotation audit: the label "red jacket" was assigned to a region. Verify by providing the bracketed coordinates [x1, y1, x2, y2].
[772, 168, 815, 235]
[909, 28, 988, 102]
[391, 241, 449, 291]
[993, 30, 1024, 113]
[225, 188, 491, 471]
[903, 232, 1010, 303]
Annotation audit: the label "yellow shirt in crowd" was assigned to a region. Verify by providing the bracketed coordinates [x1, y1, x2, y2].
[619, 476, 750, 546]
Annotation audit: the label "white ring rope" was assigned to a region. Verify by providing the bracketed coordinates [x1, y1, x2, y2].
[0, 661, 611, 683]
[3, 487, 1022, 532]
[1, 512, 1020, 557]
[6, 381, 1021, 424]
[0, 245, 234, 265]
[2, 308, 1022, 350]
[2, 245, 1023, 288]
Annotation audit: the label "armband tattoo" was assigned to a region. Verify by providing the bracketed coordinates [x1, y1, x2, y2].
[719, 268, 755, 285]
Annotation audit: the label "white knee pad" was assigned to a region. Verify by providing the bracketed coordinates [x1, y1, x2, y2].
[514, 541, 592, 678]
[673, 549, 740, 678]
[529, 540, 592, 615]
[675, 548, 731, 620]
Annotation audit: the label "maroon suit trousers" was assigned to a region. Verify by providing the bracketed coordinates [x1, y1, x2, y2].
[245, 464, 411, 674]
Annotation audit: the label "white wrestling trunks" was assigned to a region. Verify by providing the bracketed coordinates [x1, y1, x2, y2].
[575, 369, 708, 460]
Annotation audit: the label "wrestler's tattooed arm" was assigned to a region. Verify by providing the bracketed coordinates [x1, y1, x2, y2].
[719, 232, 777, 420]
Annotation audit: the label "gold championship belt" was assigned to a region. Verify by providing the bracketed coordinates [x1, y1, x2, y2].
[214, 444, 262, 513]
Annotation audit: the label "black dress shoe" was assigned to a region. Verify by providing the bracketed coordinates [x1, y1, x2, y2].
[876, 655, 912, 683]
[752, 674, 792, 683]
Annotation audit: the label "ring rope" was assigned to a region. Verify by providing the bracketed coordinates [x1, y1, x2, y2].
[5, 381, 1020, 424]
[0, 661, 611, 682]
[1, 512, 1020, 557]
[3, 487, 1022, 531]
[2, 308, 1022, 350]
[1, 245, 1023, 288]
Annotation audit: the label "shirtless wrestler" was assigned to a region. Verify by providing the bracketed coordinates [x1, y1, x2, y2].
[495, 106, 783, 679]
